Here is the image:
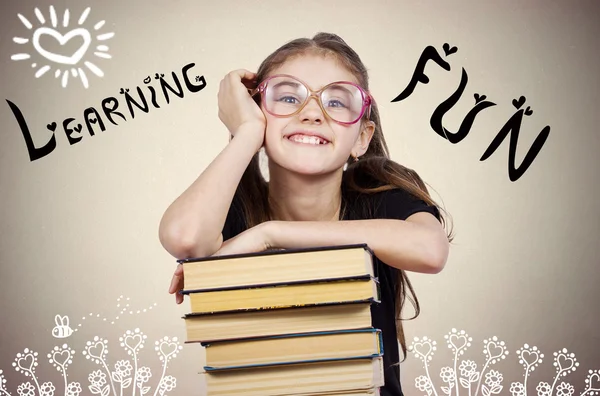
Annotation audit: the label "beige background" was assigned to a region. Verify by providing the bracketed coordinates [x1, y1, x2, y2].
[1, 0, 599, 394]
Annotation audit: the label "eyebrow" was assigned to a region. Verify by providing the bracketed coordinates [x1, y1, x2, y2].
[271, 79, 356, 96]
[326, 83, 355, 96]
[271, 81, 302, 90]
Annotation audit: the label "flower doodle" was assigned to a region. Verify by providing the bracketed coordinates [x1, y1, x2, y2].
[0, 328, 182, 396]
[410, 330, 598, 396]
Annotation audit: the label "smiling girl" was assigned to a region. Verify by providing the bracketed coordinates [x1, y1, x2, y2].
[159, 32, 453, 396]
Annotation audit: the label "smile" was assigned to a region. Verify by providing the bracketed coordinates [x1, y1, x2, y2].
[286, 134, 330, 145]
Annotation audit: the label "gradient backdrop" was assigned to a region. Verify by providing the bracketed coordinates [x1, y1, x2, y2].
[0, 0, 598, 395]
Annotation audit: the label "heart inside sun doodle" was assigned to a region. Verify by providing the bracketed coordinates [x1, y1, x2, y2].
[10, 7, 115, 88]
[32, 27, 91, 65]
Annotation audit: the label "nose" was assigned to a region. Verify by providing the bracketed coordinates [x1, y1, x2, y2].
[298, 94, 324, 123]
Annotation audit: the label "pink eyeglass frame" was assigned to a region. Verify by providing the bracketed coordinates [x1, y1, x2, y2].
[248, 73, 373, 125]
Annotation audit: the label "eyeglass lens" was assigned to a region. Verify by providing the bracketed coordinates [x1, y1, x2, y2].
[263, 76, 366, 123]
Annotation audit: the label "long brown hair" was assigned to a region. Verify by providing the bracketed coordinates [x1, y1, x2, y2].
[234, 32, 454, 361]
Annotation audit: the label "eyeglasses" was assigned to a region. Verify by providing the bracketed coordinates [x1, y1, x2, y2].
[249, 74, 373, 125]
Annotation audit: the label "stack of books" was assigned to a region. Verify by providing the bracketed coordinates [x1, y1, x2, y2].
[179, 244, 384, 396]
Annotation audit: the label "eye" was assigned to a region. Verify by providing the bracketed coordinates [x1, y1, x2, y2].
[325, 99, 346, 108]
[277, 95, 302, 104]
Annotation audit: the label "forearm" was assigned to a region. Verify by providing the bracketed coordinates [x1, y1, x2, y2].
[264, 219, 448, 274]
[159, 126, 262, 259]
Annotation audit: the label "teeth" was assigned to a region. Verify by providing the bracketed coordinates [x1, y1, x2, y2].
[289, 134, 327, 145]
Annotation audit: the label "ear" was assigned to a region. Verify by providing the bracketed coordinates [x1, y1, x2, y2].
[352, 120, 375, 157]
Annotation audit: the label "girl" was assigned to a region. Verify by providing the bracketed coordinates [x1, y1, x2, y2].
[160, 32, 453, 396]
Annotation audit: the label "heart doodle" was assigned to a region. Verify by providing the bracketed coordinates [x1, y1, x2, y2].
[88, 341, 105, 359]
[159, 342, 178, 358]
[124, 334, 142, 350]
[32, 27, 91, 65]
[474, 93, 487, 104]
[52, 350, 71, 366]
[589, 373, 600, 390]
[449, 334, 467, 350]
[512, 96, 526, 109]
[486, 341, 504, 359]
[412, 342, 432, 358]
[47, 122, 57, 132]
[557, 354, 574, 371]
[17, 354, 35, 372]
[88, 117, 98, 124]
[521, 350, 539, 366]
[103, 98, 118, 110]
[74, 124, 82, 133]
[525, 106, 533, 116]
[443, 43, 458, 56]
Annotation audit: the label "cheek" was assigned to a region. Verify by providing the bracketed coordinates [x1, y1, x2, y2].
[334, 127, 361, 149]
[264, 116, 287, 141]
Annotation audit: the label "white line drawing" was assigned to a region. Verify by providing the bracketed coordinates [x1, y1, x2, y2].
[33, 27, 91, 64]
[52, 296, 158, 338]
[11, 5, 114, 88]
[4, 329, 181, 396]
[47, 344, 75, 392]
[52, 315, 74, 338]
[409, 329, 597, 396]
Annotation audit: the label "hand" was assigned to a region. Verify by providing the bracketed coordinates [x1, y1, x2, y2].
[217, 69, 266, 144]
[213, 222, 272, 257]
[168, 264, 184, 304]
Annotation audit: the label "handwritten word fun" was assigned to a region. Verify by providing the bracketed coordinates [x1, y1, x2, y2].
[392, 44, 550, 182]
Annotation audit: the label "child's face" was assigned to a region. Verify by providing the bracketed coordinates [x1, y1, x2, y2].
[261, 54, 374, 176]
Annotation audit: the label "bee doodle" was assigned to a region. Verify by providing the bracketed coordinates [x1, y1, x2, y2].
[52, 314, 74, 339]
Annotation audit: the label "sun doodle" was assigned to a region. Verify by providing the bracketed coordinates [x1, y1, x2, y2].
[11, 6, 115, 89]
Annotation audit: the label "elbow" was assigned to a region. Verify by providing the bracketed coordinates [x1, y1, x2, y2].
[159, 219, 220, 260]
[423, 251, 447, 274]
[412, 227, 449, 274]
[158, 224, 195, 260]
[423, 235, 449, 274]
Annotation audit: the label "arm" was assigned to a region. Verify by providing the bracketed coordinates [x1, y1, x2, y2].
[160, 69, 265, 260]
[159, 127, 262, 259]
[261, 213, 449, 274]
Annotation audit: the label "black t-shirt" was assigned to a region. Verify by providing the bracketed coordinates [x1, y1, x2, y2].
[222, 187, 441, 396]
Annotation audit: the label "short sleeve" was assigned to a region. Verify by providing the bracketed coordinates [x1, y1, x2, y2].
[377, 188, 441, 222]
[221, 193, 247, 241]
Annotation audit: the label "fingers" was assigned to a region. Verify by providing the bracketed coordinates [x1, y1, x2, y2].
[169, 264, 185, 305]
[218, 69, 257, 107]
[217, 69, 265, 137]
[174, 263, 183, 275]
[168, 264, 183, 294]
[226, 69, 258, 89]
[230, 69, 257, 82]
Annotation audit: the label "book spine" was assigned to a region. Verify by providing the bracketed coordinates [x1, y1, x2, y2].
[182, 274, 373, 294]
[203, 354, 383, 372]
[202, 327, 379, 347]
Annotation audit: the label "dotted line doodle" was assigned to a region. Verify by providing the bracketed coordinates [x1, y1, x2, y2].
[52, 296, 158, 339]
